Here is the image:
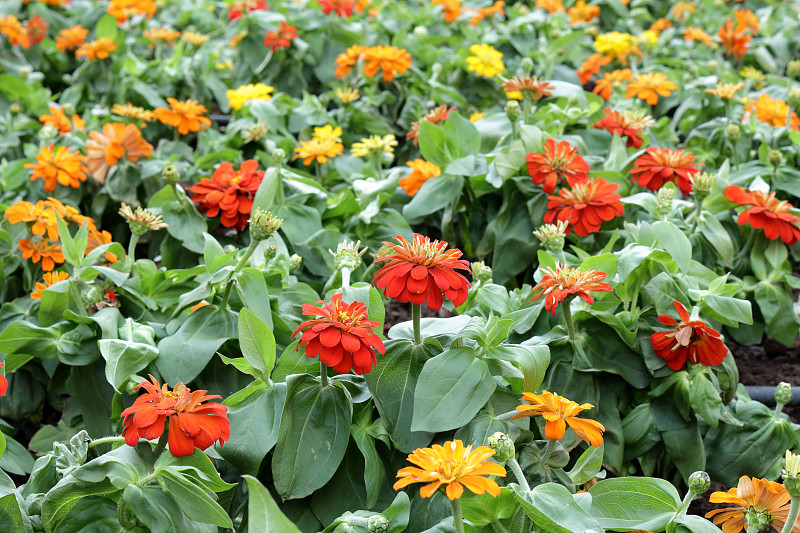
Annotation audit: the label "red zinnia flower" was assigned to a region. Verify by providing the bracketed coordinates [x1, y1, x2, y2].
[228, 0, 267, 20]
[373, 234, 471, 311]
[264, 21, 297, 51]
[26, 15, 47, 46]
[630, 147, 700, 195]
[531, 263, 612, 316]
[526, 138, 590, 194]
[190, 160, 264, 231]
[592, 108, 648, 149]
[724, 185, 800, 246]
[320, 0, 354, 17]
[292, 293, 385, 375]
[544, 177, 624, 237]
[650, 301, 728, 371]
[718, 18, 750, 59]
[406, 105, 455, 147]
[0, 362, 6, 397]
[121, 375, 230, 457]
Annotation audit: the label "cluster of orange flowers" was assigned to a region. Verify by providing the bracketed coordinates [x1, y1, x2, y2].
[107, 0, 157, 23]
[429, 0, 505, 25]
[0, 14, 47, 49]
[334, 44, 412, 81]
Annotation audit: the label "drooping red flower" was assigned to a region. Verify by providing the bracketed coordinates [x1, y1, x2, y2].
[531, 263, 612, 316]
[228, 0, 267, 20]
[190, 160, 264, 231]
[292, 293, 385, 374]
[373, 234, 471, 311]
[526, 138, 590, 194]
[320, 0, 354, 17]
[544, 177, 624, 237]
[650, 301, 728, 371]
[724, 185, 800, 246]
[121, 375, 230, 457]
[264, 21, 297, 51]
[592, 108, 648, 148]
[0, 361, 6, 397]
[630, 147, 700, 195]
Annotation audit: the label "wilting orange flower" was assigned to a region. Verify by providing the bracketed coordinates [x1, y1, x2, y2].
[334, 45, 366, 78]
[706, 476, 800, 533]
[143, 27, 181, 46]
[651, 301, 728, 371]
[122, 375, 229, 457]
[593, 68, 632, 100]
[718, 19, 750, 59]
[502, 76, 555, 100]
[576, 53, 611, 85]
[320, 0, 354, 17]
[394, 440, 506, 500]
[406, 105, 455, 146]
[649, 18, 671, 32]
[544, 177, 624, 237]
[4, 200, 59, 241]
[592, 108, 649, 148]
[373, 234, 471, 311]
[154, 98, 211, 135]
[86, 229, 118, 264]
[75, 37, 117, 60]
[43, 197, 97, 232]
[625, 72, 678, 105]
[432, 0, 461, 22]
[360, 45, 412, 82]
[744, 94, 800, 131]
[293, 139, 344, 165]
[292, 293, 385, 374]
[55, 25, 88, 52]
[30, 271, 69, 299]
[0, 15, 30, 48]
[631, 147, 700, 195]
[190, 160, 264, 231]
[734, 9, 758, 34]
[400, 159, 442, 196]
[107, 0, 156, 23]
[264, 21, 297, 51]
[18, 238, 65, 271]
[724, 185, 800, 246]
[25, 145, 88, 192]
[568, 0, 599, 24]
[705, 82, 745, 100]
[0, 362, 6, 397]
[512, 391, 605, 446]
[683, 27, 712, 46]
[469, 0, 505, 25]
[531, 263, 612, 315]
[86, 123, 154, 184]
[26, 15, 47, 46]
[526, 138, 589, 194]
[39, 105, 86, 135]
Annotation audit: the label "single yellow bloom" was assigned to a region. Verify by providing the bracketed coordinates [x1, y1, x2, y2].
[469, 111, 484, 122]
[594, 31, 641, 65]
[466, 43, 505, 78]
[227, 83, 274, 111]
[351, 134, 397, 158]
[313, 125, 343, 143]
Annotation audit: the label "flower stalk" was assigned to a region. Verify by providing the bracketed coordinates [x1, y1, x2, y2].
[562, 296, 577, 342]
[412, 303, 422, 345]
[450, 498, 465, 533]
[220, 239, 259, 309]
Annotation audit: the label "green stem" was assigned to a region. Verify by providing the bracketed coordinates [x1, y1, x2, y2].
[689, 196, 704, 234]
[320, 363, 329, 388]
[88, 436, 126, 448]
[780, 496, 800, 533]
[153, 430, 168, 458]
[491, 518, 510, 533]
[507, 457, 531, 492]
[220, 239, 259, 309]
[540, 439, 556, 467]
[522, 96, 532, 125]
[450, 498, 465, 533]
[341, 267, 351, 289]
[561, 298, 577, 342]
[127, 233, 140, 261]
[675, 488, 696, 519]
[412, 303, 422, 345]
[775, 402, 786, 420]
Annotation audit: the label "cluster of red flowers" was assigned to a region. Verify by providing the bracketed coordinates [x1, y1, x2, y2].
[651, 301, 728, 370]
[190, 160, 264, 231]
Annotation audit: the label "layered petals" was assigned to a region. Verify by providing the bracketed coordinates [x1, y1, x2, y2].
[706, 476, 800, 533]
[190, 160, 264, 231]
[724, 185, 800, 246]
[631, 147, 700, 194]
[650, 301, 728, 370]
[531, 263, 612, 315]
[526, 138, 589, 194]
[512, 391, 605, 447]
[544, 177, 624, 236]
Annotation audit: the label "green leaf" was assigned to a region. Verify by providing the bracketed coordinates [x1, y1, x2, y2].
[54, 496, 119, 533]
[484, 344, 549, 394]
[156, 470, 232, 528]
[0, 321, 60, 359]
[237, 268, 274, 329]
[202, 233, 226, 275]
[0, 492, 33, 533]
[42, 477, 118, 532]
[54, 216, 89, 268]
[568, 443, 605, 485]
[511, 484, 603, 533]
[411, 347, 495, 433]
[588, 477, 680, 530]
[243, 475, 301, 533]
[689, 374, 722, 428]
[351, 421, 385, 509]
[272, 374, 352, 499]
[238, 308, 276, 379]
[652, 221, 691, 272]
[461, 487, 515, 527]
[702, 295, 753, 327]
[94, 14, 118, 40]
[98, 321, 158, 392]
[252, 167, 283, 211]
[402, 175, 463, 219]
[122, 485, 195, 532]
[148, 186, 207, 254]
[698, 213, 734, 262]
[754, 281, 800, 347]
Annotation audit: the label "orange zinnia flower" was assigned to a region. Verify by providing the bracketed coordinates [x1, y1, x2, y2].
[683, 27, 713, 46]
[705, 82, 745, 100]
[293, 139, 344, 165]
[592, 108, 650, 148]
[75, 37, 117, 60]
[107, 0, 156, 23]
[0, 362, 6, 397]
[743, 94, 800, 131]
[718, 19, 750, 59]
[649, 18, 671, 32]
[706, 476, 800, 533]
[526, 138, 589, 194]
[394, 440, 506, 500]
[544, 177, 624, 237]
[724, 185, 800, 246]
[55, 25, 88, 52]
[0, 15, 30, 48]
[734, 8, 758, 35]
[26, 15, 47, 46]
[400, 159, 442, 196]
[373, 234, 471, 311]
[530, 263, 612, 315]
[432, 0, 461, 22]
[502, 76, 555, 100]
[334, 45, 366, 78]
[121, 375, 229, 457]
[319, 0, 354, 17]
[576, 53, 611, 85]
[592, 68, 632, 100]
[4, 200, 59, 241]
[30, 271, 70, 299]
[143, 27, 181, 47]
[43, 197, 97, 232]
[39, 105, 86, 135]
[651, 301, 728, 371]
[154, 98, 211, 135]
[360, 45, 412, 82]
[511, 391, 605, 446]
[292, 293, 385, 375]
[264, 21, 297, 51]
[85, 122, 154, 184]
[25, 144, 88, 192]
[406, 105, 455, 146]
[18, 238, 65, 271]
[190, 159, 264, 231]
[535, 0, 564, 14]
[227, 0, 267, 20]
[631, 147, 700, 194]
[568, 0, 599, 24]
[672, 1, 695, 21]
[86, 229, 119, 264]
[469, 0, 505, 25]
[625, 72, 677, 105]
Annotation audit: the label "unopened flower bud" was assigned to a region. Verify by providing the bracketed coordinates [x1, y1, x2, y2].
[776, 382, 793, 405]
[329, 240, 367, 271]
[788, 59, 800, 80]
[743, 508, 772, 532]
[769, 149, 783, 168]
[726, 124, 740, 143]
[223, 245, 237, 254]
[505, 100, 521, 122]
[692, 172, 715, 194]
[413, 26, 428, 39]
[290, 253, 303, 272]
[656, 187, 676, 216]
[471, 261, 492, 284]
[18, 66, 31, 77]
[367, 515, 389, 533]
[789, 87, 800, 109]
[249, 209, 283, 241]
[163, 165, 180, 185]
[39, 124, 58, 142]
[62, 103, 76, 116]
[688, 471, 711, 494]
[784, 450, 800, 497]
[243, 122, 269, 144]
[520, 57, 534, 76]
[533, 220, 568, 253]
[706, 59, 718, 72]
[264, 245, 277, 261]
[488, 432, 515, 464]
[272, 148, 286, 165]
[9, 103, 21, 116]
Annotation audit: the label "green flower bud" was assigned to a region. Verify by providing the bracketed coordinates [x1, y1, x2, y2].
[788, 59, 800, 80]
[163, 165, 180, 185]
[783, 450, 800, 497]
[471, 261, 493, 284]
[743, 508, 772, 532]
[788, 87, 800, 110]
[656, 187, 676, 216]
[413, 26, 428, 39]
[249, 209, 283, 241]
[688, 471, 711, 494]
[39, 124, 58, 142]
[487, 432, 515, 464]
[18, 66, 31, 77]
[775, 382, 793, 405]
[505, 100, 521, 122]
[533, 220, 568, 253]
[9, 103, 21, 116]
[264, 245, 277, 261]
[330, 240, 367, 271]
[272, 148, 287, 165]
[706, 59, 718, 72]
[290, 253, 303, 273]
[61, 103, 76, 116]
[692, 172, 715, 194]
[769, 150, 783, 168]
[726, 124, 740, 143]
[243, 122, 269, 144]
[367, 515, 389, 533]
[520, 57, 534, 76]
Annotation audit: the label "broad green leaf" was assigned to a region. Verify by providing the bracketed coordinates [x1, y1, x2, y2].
[754, 282, 800, 347]
[148, 185, 207, 253]
[351, 422, 385, 509]
[511, 484, 603, 533]
[238, 307, 276, 379]
[0, 492, 33, 533]
[652, 221, 691, 272]
[402, 175, 463, 219]
[54, 496, 119, 533]
[568, 443, 605, 485]
[202, 233, 225, 275]
[156, 470, 232, 527]
[588, 477, 680, 530]
[243, 475, 301, 533]
[0, 321, 60, 359]
[98, 323, 158, 392]
[237, 268, 274, 329]
[689, 374, 721, 428]
[94, 14, 118, 40]
[461, 487, 516, 526]
[485, 344, 549, 393]
[702, 295, 752, 327]
[122, 485, 195, 532]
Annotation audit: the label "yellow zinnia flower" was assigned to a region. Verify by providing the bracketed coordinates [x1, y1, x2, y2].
[511, 390, 605, 447]
[594, 31, 641, 65]
[226, 83, 274, 111]
[293, 139, 343, 165]
[466, 43, 505, 78]
[313, 125, 343, 143]
[350, 134, 397, 158]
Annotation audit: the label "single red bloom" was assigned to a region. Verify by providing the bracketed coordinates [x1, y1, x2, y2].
[544, 177, 624, 237]
[526, 138, 590, 194]
[373, 234, 471, 311]
[406, 105, 455, 147]
[0, 361, 7, 397]
[292, 293, 385, 374]
[319, 0, 354, 17]
[650, 301, 728, 371]
[630, 147, 700, 195]
[592, 108, 646, 149]
[718, 18, 750, 59]
[121, 375, 230, 457]
[264, 21, 297, 51]
[190, 159, 264, 231]
[531, 263, 612, 316]
[228, 0, 268, 20]
[26, 15, 48, 46]
[724, 185, 800, 246]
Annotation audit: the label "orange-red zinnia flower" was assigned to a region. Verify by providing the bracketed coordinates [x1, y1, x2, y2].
[706, 476, 800, 533]
[592, 108, 646, 148]
[190, 159, 264, 231]
[568, 0, 599, 24]
[26, 15, 47, 46]
[292, 293, 385, 375]
[228, 0, 267, 20]
[651, 301, 728, 371]
[0, 15, 30, 48]
[4, 200, 59, 241]
[85, 123, 154, 184]
[743, 94, 800, 131]
[593, 69, 632, 100]
[107, 0, 156, 22]
[153, 98, 211, 135]
[576, 53, 611, 85]
[406, 105, 455, 146]
[39, 105, 86, 135]
[724, 185, 800, 246]
[544, 177, 624, 237]
[525, 138, 590, 194]
[320, 0, 354, 17]
[360, 45, 412, 82]
[30, 271, 70, 299]
[630, 147, 700, 195]
[718, 19, 750, 59]
[264, 21, 297, 51]
[25, 145, 88, 192]
[75, 37, 117, 60]
[121, 375, 229, 457]
[531, 263, 612, 315]
[373, 234, 471, 311]
[55, 25, 88, 52]
[511, 391, 605, 446]
[400, 159, 441, 196]
[432, 0, 461, 22]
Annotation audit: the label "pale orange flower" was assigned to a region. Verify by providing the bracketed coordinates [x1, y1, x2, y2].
[107, 0, 156, 23]
[734, 9, 758, 34]
[593, 69, 632, 100]
[18, 238, 65, 271]
[706, 476, 800, 533]
[39, 105, 86, 135]
[469, 0, 504, 25]
[502, 76, 555, 100]
[705, 82, 745, 100]
[153, 98, 211, 135]
[334, 45, 366, 78]
[400, 159, 441, 196]
[744, 94, 800, 131]
[568, 0, 599, 24]
[55, 25, 88, 52]
[0, 15, 29, 48]
[30, 271, 69, 299]
[85, 123, 154, 184]
[625, 72, 677, 105]
[4, 200, 59, 241]
[143, 27, 180, 46]
[432, 0, 461, 22]
[43, 197, 97, 232]
[671, 1, 695, 21]
[649, 18, 671, 32]
[360, 46, 412, 82]
[535, 0, 564, 14]
[683, 27, 712, 46]
[25, 145, 88, 192]
[75, 38, 117, 60]
[512, 391, 605, 446]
